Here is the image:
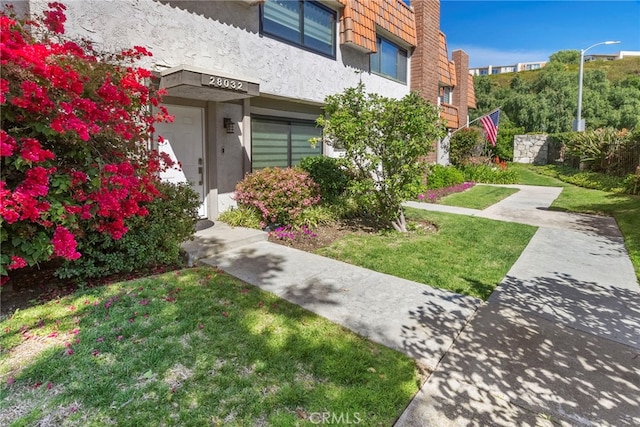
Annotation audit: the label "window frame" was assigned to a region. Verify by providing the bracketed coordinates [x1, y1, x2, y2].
[251, 115, 323, 171]
[259, 0, 337, 59]
[370, 35, 408, 83]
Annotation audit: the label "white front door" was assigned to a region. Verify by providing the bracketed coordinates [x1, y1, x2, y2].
[155, 105, 206, 217]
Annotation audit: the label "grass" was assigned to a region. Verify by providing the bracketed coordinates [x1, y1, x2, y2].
[438, 185, 519, 210]
[1, 267, 420, 426]
[317, 209, 536, 300]
[511, 163, 640, 281]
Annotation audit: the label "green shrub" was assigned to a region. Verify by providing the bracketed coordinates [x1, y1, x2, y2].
[55, 182, 200, 280]
[426, 165, 465, 189]
[623, 169, 640, 195]
[234, 167, 321, 227]
[218, 206, 262, 229]
[559, 170, 626, 192]
[449, 127, 484, 166]
[493, 125, 524, 161]
[293, 205, 337, 228]
[298, 156, 350, 202]
[461, 165, 518, 184]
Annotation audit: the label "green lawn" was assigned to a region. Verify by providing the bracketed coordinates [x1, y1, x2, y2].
[318, 209, 536, 300]
[439, 185, 519, 210]
[1, 267, 420, 426]
[512, 163, 640, 281]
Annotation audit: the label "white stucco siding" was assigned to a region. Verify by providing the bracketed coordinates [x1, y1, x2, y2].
[25, 0, 409, 101]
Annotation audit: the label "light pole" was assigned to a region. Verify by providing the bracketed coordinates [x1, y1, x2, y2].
[574, 40, 620, 131]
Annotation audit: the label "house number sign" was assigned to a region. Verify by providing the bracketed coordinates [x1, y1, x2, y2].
[202, 74, 248, 93]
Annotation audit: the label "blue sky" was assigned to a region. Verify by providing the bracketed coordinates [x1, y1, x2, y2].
[440, 1, 640, 68]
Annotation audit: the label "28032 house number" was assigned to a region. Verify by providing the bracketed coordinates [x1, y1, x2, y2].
[208, 76, 243, 91]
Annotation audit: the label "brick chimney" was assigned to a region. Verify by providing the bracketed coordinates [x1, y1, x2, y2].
[452, 50, 470, 127]
[410, 0, 440, 105]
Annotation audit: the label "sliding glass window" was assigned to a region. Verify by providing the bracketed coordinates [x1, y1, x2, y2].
[370, 36, 408, 83]
[261, 0, 336, 58]
[252, 117, 322, 170]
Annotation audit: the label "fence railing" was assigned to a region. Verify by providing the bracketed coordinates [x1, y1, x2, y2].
[547, 137, 640, 176]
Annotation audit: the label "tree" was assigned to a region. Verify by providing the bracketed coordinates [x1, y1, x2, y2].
[549, 50, 580, 64]
[317, 84, 445, 232]
[472, 51, 640, 133]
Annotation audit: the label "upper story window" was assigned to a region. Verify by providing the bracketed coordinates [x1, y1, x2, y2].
[370, 36, 408, 83]
[440, 86, 452, 104]
[261, 0, 336, 58]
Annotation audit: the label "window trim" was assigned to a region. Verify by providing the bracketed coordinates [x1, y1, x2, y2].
[251, 115, 323, 171]
[259, 0, 337, 59]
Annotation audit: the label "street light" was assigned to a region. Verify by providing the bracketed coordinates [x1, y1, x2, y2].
[574, 40, 620, 131]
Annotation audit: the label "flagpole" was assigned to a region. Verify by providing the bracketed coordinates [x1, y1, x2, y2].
[448, 107, 501, 137]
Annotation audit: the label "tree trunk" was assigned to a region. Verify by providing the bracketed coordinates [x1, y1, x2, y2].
[391, 209, 407, 233]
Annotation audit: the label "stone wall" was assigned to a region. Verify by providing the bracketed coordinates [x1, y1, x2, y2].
[513, 134, 549, 165]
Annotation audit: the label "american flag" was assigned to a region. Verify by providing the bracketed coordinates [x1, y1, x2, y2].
[480, 109, 500, 146]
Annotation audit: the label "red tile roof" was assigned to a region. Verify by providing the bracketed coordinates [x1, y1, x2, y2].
[339, 0, 416, 52]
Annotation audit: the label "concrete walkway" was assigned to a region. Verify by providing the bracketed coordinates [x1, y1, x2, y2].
[397, 185, 640, 426]
[190, 184, 640, 426]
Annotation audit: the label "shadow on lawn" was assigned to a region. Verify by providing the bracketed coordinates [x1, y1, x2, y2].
[2, 265, 420, 426]
[399, 271, 640, 426]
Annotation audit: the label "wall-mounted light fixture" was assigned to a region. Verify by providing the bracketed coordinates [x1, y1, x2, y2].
[223, 118, 235, 134]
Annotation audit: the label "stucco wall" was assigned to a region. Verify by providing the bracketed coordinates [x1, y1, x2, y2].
[25, 0, 410, 102]
[513, 134, 549, 165]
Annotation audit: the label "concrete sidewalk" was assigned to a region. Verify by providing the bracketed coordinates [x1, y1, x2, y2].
[200, 241, 481, 372]
[397, 185, 640, 426]
[189, 184, 640, 426]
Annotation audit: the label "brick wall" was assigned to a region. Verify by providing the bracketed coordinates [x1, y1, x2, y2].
[410, 0, 440, 105]
[411, 0, 440, 163]
[452, 50, 469, 127]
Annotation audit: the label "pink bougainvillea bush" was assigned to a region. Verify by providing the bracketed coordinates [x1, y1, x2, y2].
[0, 3, 176, 284]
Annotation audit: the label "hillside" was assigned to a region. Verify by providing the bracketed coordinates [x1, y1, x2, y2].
[482, 56, 640, 88]
[472, 56, 640, 133]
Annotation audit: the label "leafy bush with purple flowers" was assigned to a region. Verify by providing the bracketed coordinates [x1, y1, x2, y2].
[234, 167, 321, 228]
[417, 182, 476, 203]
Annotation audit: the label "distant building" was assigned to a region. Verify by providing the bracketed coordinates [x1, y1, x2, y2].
[584, 51, 640, 62]
[469, 61, 548, 76]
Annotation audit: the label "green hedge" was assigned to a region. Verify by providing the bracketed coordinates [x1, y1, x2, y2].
[426, 165, 465, 189]
[55, 182, 200, 280]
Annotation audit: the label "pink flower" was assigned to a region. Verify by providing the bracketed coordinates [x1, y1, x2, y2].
[8, 256, 27, 270]
[0, 130, 16, 157]
[19, 138, 55, 163]
[51, 226, 81, 260]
